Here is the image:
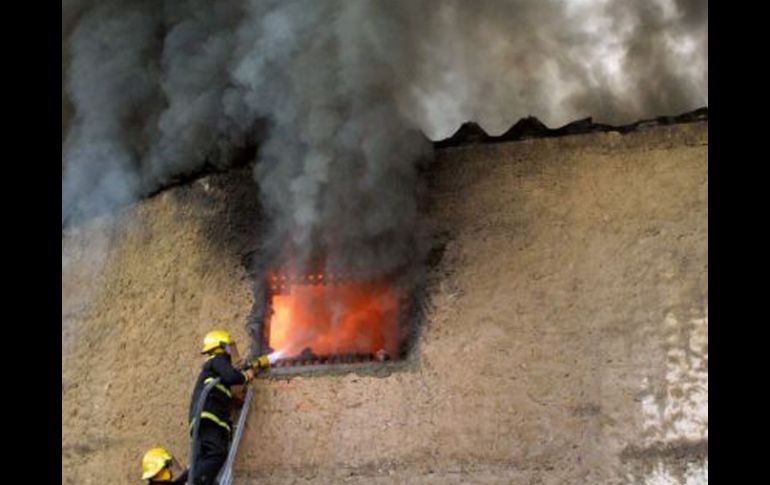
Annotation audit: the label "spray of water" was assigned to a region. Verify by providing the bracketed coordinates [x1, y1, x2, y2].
[267, 350, 285, 365]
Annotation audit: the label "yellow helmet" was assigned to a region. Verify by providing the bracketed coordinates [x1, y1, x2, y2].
[201, 329, 233, 354]
[141, 447, 172, 480]
[152, 468, 172, 482]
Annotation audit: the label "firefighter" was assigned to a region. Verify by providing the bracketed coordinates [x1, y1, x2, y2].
[187, 330, 268, 485]
[141, 447, 188, 484]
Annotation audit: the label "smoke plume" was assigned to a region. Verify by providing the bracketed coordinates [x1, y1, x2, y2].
[62, 0, 707, 276]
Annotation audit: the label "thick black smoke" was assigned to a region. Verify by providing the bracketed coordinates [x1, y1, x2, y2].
[62, 0, 707, 275]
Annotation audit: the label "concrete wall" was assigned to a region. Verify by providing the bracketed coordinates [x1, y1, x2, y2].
[62, 122, 707, 484]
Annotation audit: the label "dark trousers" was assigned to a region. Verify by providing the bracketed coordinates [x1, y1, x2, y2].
[193, 419, 230, 485]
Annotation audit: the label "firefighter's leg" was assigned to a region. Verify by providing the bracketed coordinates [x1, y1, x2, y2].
[193, 419, 230, 485]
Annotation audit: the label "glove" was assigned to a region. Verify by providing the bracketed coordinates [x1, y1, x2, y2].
[242, 367, 255, 382]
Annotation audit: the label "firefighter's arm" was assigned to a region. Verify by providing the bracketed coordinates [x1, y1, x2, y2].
[211, 356, 250, 386]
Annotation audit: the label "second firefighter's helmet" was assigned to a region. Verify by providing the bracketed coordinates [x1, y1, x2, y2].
[141, 447, 172, 481]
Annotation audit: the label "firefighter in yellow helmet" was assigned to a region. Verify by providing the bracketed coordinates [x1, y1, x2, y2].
[187, 330, 269, 485]
[141, 447, 188, 484]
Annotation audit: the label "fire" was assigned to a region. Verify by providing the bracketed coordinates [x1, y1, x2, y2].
[266, 275, 400, 360]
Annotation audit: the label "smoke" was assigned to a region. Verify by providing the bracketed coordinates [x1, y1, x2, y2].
[62, 0, 162, 223]
[62, 0, 707, 275]
[407, 0, 708, 136]
[231, 0, 434, 274]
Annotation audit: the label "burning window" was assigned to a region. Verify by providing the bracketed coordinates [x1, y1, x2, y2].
[263, 271, 406, 369]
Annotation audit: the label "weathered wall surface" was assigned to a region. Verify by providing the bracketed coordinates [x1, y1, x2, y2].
[62, 122, 707, 484]
[62, 175, 263, 484]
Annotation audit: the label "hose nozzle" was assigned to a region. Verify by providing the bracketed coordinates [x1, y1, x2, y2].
[252, 355, 270, 369]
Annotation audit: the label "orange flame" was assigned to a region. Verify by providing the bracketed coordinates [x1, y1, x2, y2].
[267, 276, 400, 359]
